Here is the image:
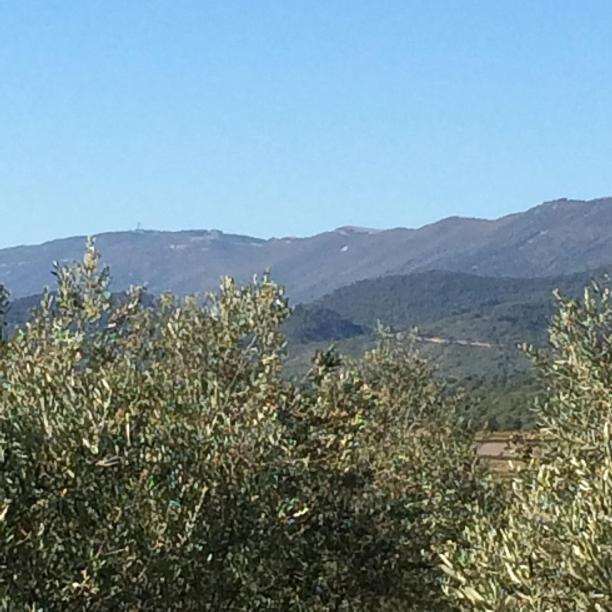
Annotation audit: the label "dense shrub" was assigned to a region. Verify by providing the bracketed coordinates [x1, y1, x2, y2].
[440, 283, 612, 610]
[0, 241, 490, 610]
[0, 242, 294, 609]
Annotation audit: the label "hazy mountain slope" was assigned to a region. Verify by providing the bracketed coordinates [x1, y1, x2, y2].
[1, 197, 611, 301]
[424, 198, 612, 277]
[0, 230, 270, 300]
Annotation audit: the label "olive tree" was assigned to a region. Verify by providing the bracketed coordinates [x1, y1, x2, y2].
[440, 282, 612, 611]
[0, 240, 295, 609]
[0, 241, 489, 610]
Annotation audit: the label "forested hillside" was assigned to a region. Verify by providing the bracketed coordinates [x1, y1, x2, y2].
[309, 269, 603, 340]
[282, 267, 610, 429]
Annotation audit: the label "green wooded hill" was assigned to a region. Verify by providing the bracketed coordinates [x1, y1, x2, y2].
[312, 268, 608, 338]
[282, 304, 367, 344]
[283, 267, 610, 429]
[285, 267, 611, 349]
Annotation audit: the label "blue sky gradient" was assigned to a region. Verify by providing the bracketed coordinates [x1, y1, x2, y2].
[1, 1, 611, 247]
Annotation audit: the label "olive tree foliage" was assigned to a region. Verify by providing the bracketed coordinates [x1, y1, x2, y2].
[280, 335, 497, 612]
[348, 335, 501, 610]
[0, 240, 488, 610]
[0, 240, 294, 610]
[440, 282, 612, 611]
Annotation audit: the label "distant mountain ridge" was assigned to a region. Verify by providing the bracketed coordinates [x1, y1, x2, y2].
[1, 197, 611, 301]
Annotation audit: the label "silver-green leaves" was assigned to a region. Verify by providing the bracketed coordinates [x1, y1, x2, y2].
[440, 282, 612, 611]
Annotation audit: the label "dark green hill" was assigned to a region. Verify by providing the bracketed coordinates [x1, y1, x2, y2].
[282, 267, 611, 430]
[1, 293, 43, 332]
[311, 268, 605, 338]
[282, 304, 366, 344]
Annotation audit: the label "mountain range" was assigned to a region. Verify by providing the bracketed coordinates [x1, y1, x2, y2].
[1, 197, 611, 302]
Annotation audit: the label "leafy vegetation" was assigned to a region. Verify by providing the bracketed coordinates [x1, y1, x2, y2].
[440, 283, 612, 610]
[0, 241, 493, 610]
[0, 242, 609, 610]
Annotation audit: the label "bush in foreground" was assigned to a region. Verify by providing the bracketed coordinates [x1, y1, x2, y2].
[0, 242, 490, 610]
[440, 283, 612, 610]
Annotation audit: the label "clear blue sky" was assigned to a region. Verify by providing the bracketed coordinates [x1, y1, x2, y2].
[2, 1, 611, 248]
